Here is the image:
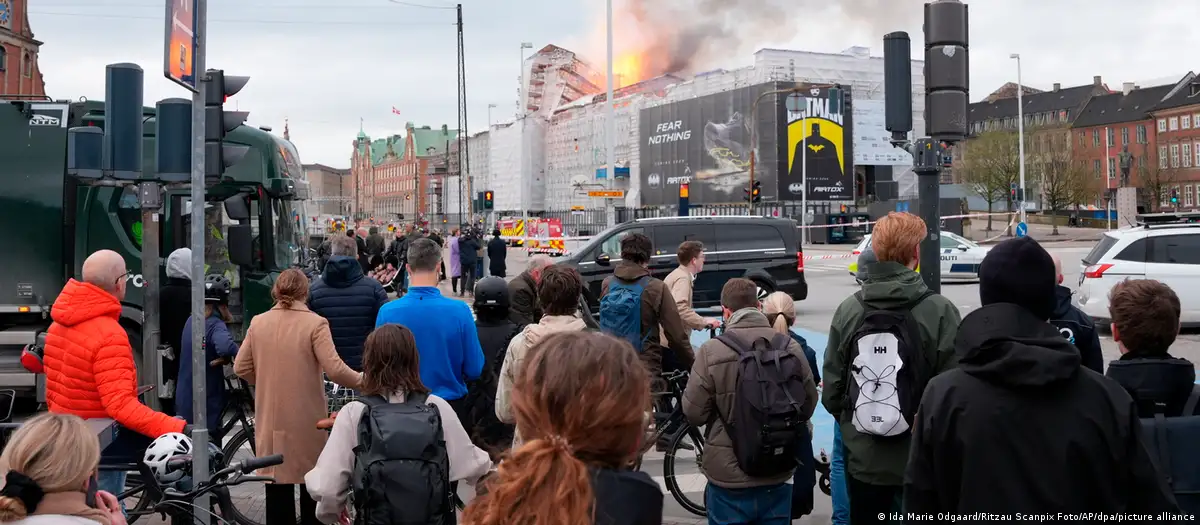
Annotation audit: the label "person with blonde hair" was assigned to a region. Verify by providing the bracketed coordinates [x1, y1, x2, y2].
[234, 269, 362, 525]
[0, 413, 124, 525]
[820, 211, 961, 524]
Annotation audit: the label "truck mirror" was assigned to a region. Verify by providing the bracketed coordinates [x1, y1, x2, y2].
[224, 195, 251, 221]
[227, 224, 254, 267]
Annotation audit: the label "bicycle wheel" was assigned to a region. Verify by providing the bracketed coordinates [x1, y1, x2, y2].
[220, 428, 263, 525]
[119, 473, 156, 524]
[663, 425, 706, 517]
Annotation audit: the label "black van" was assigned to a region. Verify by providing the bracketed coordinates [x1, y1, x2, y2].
[561, 216, 808, 311]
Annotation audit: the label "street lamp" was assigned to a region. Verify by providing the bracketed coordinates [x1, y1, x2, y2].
[487, 103, 497, 129]
[518, 42, 533, 119]
[1010, 53, 1026, 223]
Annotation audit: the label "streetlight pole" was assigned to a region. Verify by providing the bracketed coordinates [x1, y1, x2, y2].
[604, 0, 616, 227]
[487, 103, 496, 128]
[1011, 53, 1026, 224]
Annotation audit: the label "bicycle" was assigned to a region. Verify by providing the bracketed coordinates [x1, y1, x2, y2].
[633, 369, 707, 517]
[212, 364, 265, 525]
[129, 452, 284, 525]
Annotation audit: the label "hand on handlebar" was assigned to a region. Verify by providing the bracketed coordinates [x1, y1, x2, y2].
[704, 318, 722, 330]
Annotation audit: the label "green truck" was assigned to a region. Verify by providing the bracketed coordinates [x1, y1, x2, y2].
[1, 98, 310, 401]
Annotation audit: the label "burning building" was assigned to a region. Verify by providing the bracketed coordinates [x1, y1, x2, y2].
[472, 43, 927, 213]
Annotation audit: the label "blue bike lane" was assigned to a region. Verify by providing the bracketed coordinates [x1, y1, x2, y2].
[688, 325, 837, 456]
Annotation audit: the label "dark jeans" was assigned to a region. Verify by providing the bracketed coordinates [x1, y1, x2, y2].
[847, 475, 902, 524]
[460, 271, 476, 296]
[705, 483, 792, 525]
[476, 259, 484, 278]
[265, 483, 317, 525]
[97, 425, 153, 498]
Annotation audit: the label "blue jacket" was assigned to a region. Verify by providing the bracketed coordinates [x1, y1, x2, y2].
[375, 286, 485, 401]
[309, 256, 389, 371]
[176, 314, 239, 432]
[789, 332, 821, 385]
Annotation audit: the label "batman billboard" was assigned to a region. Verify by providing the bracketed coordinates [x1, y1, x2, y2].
[782, 85, 854, 201]
[638, 83, 784, 205]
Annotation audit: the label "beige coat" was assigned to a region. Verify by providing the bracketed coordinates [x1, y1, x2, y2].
[661, 266, 709, 347]
[681, 308, 818, 489]
[495, 315, 588, 447]
[234, 303, 362, 484]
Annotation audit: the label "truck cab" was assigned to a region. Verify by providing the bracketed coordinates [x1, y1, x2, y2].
[0, 99, 309, 400]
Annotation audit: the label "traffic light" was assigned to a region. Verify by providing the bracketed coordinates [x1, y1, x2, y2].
[1171, 188, 1179, 204]
[483, 190, 494, 210]
[204, 69, 251, 184]
[751, 180, 762, 203]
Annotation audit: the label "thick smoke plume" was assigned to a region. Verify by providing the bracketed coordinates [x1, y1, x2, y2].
[615, 0, 926, 77]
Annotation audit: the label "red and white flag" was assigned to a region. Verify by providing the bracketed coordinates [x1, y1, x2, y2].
[391, 106, 402, 115]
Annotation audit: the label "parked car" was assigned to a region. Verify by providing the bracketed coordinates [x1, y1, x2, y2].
[561, 216, 808, 312]
[1076, 212, 1200, 326]
[847, 231, 990, 280]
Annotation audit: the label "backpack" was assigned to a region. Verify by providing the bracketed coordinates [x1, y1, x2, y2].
[713, 331, 808, 478]
[353, 394, 454, 525]
[844, 290, 934, 439]
[600, 276, 651, 352]
[1141, 384, 1200, 515]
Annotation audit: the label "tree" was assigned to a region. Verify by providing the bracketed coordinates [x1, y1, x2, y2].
[1137, 161, 1178, 213]
[957, 131, 1020, 231]
[1037, 133, 1096, 234]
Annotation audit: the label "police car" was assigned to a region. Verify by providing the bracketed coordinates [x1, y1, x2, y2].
[848, 231, 989, 280]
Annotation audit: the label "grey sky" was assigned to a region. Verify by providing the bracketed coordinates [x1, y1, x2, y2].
[28, 0, 1199, 168]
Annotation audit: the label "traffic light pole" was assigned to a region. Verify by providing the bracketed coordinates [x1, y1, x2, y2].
[189, 0, 211, 513]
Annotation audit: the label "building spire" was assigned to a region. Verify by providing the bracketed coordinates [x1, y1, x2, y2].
[283, 118, 290, 141]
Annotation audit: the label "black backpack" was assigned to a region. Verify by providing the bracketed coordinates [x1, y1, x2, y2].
[353, 394, 453, 525]
[714, 331, 808, 478]
[844, 290, 933, 439]
[1141, 384, 1200, 515]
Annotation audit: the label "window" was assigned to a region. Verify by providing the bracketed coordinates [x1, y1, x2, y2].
[1160, 146, 1169, 169]
[271, 199, 304, 267]
[1139, 155, 1147, 169]
[1184, 115, 1193, 129]
[0, 47, 5, 72]
[1121, 127, 1130, 145]
[1093, 159, 1102, 179]
[21, 52, 30, 77]
[1092, 129, 1101, 147]
[653, 225, 716, 255]
[1159, 119, 1168, 132]
[1149, 234, 1200, 265]
[1195, 141, 1200, 167]
[1171, 144, 1181, 168]
[1079, 132, 1086, 147]
[1136, 125, 1147, 144]
[116, 186, 143, 249]
[1113, 238, 1147, 262]
[1107, 127, 1115, 147]
[599, 227, 643, 258]
[1170, 117, 1179, 131]
[715, 225, 785, 252]
[1187, 185, 1195, 207]
[1185, 143, 1193, 168]
[1108, 157, 1116, 179]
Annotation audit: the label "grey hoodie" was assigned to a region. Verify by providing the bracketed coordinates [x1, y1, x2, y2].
[166, 248, 192, 280]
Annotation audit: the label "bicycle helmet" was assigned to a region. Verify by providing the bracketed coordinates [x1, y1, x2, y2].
[204, 274, 232, 304]
[473, 277, 510, 309]
[144, 432, 193, 484]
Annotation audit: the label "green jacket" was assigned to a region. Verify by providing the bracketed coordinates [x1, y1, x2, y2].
[820, 261, 962, 486]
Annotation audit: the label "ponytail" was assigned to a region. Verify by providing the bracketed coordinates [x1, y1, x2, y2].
[462, 437, 593, 525]
[771, 312, 790, 334]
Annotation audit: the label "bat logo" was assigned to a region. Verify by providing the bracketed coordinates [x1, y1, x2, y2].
[808, 144, 825, 153]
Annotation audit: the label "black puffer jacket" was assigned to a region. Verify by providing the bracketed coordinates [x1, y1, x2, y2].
[1106, 351, 1199, 418]
[465, 318, 523, 455]
[1049, 285, 1103, 373]
[308, 256, 389, 371]
[905, 303, 1179, 515]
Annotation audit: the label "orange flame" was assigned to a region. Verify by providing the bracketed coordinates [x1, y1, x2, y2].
[612, 52, 648, 88]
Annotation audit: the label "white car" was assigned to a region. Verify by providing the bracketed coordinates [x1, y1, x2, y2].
[1075, 214, 1200, 326]
[849, 231, 989, 280]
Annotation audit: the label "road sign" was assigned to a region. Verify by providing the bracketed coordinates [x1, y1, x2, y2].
[785, 93, 805, 113]
[1015, 221, 1028, 238]
[588, 190, 625, 198]
[163, 0, 199, 92]
[570, 205, 585, 211]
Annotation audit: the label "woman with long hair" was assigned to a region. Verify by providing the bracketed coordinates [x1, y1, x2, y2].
[234, 269, 361, 525]
[462, 332, 663, 525]
[0, 413, 125, 525]
[306, 324, 493, 524]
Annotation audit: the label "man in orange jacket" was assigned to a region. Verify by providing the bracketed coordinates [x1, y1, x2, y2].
[44, 249, 188, 496]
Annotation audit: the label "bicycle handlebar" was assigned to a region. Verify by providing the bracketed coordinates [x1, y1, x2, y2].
[237, 454, 284, 473]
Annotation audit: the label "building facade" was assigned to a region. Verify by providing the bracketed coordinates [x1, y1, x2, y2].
[349, 122, 457, 224]
[303, 163, 352, 217]
[1149, 78, 1200, 209]
[0, 0, 46, 100]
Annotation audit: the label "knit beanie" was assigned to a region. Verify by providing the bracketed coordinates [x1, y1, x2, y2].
[978, 236, 1057, 320]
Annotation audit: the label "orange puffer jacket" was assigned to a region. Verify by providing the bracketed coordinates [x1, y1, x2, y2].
[43, 279, 185, 438]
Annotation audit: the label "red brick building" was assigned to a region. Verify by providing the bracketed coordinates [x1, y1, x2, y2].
[1149, 77, 1200, 209]
[0, 0, 46, 100]
[1070, 79, 1184, 202]
[349, 122, 457, 224]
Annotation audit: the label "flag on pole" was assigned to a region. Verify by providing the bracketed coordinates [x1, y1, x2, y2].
[391, 106, 402, 115]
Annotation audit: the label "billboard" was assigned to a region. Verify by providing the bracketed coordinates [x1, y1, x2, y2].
[638, 83, 783, 205]
[852, 99, 913, 166]
[164, 0, 198, 92]
[782, 86, 854, 201]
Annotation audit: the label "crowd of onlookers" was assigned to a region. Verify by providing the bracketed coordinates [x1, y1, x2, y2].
[6, 210, 1199, 525]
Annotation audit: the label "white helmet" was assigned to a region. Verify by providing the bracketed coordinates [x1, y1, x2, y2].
[144, 432, 192, 484]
